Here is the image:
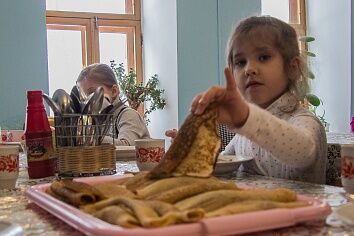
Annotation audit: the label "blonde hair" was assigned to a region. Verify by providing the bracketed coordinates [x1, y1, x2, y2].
[226, 16, 309, 101]
[76, 63, 117, 88]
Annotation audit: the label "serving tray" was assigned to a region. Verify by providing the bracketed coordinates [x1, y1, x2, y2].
[25, 175, 332, 236]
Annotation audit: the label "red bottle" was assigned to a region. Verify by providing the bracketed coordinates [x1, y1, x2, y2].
[24, 90, 56, 179]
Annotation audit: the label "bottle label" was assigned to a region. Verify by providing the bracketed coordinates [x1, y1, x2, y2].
[26, 136, 54, 162]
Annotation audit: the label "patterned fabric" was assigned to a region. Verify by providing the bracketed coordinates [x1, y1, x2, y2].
[326, 144, 342, 186]
[218, 124, 235, 151]
[224, 92, 327, 184]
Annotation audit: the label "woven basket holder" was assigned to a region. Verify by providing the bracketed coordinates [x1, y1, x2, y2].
[57, 144, 116, 175]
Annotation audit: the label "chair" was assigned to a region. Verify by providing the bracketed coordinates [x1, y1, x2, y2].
[218, 124, 236, 151]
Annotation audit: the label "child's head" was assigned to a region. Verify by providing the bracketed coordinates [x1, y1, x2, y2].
[226, 16, 308, 108]
[76, 63, 119, 102]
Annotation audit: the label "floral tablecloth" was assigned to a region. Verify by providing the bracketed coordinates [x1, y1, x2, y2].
[0, 153, 353, 235]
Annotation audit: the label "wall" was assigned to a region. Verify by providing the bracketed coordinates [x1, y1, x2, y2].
[141, 0, 178, 142]
[307, 0, 351, 132]
[0, 0, 48, 129]
[217, 0, 261, 85]
[176, 0, 220, 122]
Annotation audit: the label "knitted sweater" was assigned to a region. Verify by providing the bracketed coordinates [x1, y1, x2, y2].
[223, 92, 327, 184]
[104, 99, 150, 146]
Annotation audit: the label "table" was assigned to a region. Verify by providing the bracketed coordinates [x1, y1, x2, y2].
[1, 153, 353, 235]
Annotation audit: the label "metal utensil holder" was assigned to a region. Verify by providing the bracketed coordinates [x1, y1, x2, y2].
[54, 113, 116, 177]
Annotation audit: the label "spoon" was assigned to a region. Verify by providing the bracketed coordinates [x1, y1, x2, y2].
[42, 93, 62, 115]
[81, 92, 95, 115]
[52, 89, 75, 114]
[90, 86, 105, 115]
[89, 87, 105, 145]
[77, 85, 87, 103]
[70, 86, 82, 114]
[52, 89, 75, 146]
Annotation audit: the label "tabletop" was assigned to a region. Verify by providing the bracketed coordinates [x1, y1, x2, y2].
[1, 153, 354, 236]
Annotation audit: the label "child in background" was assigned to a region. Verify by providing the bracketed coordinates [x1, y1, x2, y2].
[77, 63, 150, 146]
[190, 16, 327, 184]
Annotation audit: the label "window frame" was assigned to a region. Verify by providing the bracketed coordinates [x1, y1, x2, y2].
[289, 0, 307, 51]
[45, 0, 142, 84]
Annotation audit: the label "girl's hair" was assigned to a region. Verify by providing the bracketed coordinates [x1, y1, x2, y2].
[226, 16, 309, 101]
[76, 63, 117, 87]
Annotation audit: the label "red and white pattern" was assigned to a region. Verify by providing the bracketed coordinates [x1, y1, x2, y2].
[1, 130, 25, 142]
[0, 153, 19, 173]
[342, 156, 354, 179]
[136, 147, 165, 163]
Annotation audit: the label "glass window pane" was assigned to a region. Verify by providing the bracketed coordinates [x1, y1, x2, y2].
[99, 29, 128, 71]
[47, 29, 84, 113]
[261, 0, 289, 22]
[46, 0, 130, 14]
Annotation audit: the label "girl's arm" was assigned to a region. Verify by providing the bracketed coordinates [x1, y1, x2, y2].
[231, 103, 325, 168]
[113, 109, 150, 146]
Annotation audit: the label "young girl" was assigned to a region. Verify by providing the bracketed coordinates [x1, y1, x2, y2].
[191, 16, 327, 184]
[77, 63, 150, 146]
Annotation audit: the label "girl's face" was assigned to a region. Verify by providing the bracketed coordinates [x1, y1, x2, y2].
[231, 38, 289, 108]
[77, 79, 118, 102]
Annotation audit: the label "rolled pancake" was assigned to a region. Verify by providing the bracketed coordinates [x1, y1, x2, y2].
[81, 196, 131, 214]
[61, 179, 104, 200]
[148, 179, 238, 203]
[206, 200, 309, 217]
[149, 105, 221, 178]
[81, 196, 192, 228]
[46, 187, 67, 202]
[145, 200, 205, 223]
[50, 180, 96, 206]
[136, 176, 218, 199]
[175, 188, 296, 212]
[93, 182, 136, 199]
[123, 171, 157, 192]
[94, 205, 139, 228]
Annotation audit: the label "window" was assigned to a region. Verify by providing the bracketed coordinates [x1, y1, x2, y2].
[262, 0, 307, 52]
[46, 0, 142, 96]
[261, 0, 306, 36]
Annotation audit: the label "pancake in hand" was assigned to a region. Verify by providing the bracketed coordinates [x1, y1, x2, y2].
[149, 104, 221, 178]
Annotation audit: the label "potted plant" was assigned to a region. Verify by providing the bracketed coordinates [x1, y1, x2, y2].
[110, 61, 166, 124]
[300, 36, 329, 131]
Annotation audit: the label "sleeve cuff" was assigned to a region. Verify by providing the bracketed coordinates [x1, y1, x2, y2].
[229, 103, 266, 137]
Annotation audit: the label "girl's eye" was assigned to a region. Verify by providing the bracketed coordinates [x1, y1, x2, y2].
[234, 59, 246, 68]
[259, 55, 271, 62]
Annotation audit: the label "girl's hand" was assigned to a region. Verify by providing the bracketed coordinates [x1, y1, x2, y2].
[190, 67, 249, 127]
[165, 129, 178, 139]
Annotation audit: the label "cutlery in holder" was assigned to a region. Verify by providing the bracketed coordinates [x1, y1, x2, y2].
[54, 113, 116, 177]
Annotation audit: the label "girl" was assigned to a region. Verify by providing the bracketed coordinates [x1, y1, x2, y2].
[191, 16, 327, 184]
[77, 63, 150, 146]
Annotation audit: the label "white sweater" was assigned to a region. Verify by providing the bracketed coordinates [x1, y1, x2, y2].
[223, 92, 327, 184]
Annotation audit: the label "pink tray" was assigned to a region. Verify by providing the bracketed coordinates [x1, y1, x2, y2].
[25, 175, 332, 236]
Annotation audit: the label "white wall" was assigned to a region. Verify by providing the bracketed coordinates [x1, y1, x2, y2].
[307, 0, 351, 132]
[141, 0, 178, 145]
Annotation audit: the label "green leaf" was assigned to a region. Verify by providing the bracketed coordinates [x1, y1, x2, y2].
[301, 50, 316, 57]
[299, 36, 315, 42]
[308, 70, 315, 79]
[306, 94, 321, 107]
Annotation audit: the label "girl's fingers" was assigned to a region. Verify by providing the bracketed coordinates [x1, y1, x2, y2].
[165, 129, 177, 138]
[190, 93, 204, 113]
[224, 67, 237, 92]
[192, 86, 225, 115]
